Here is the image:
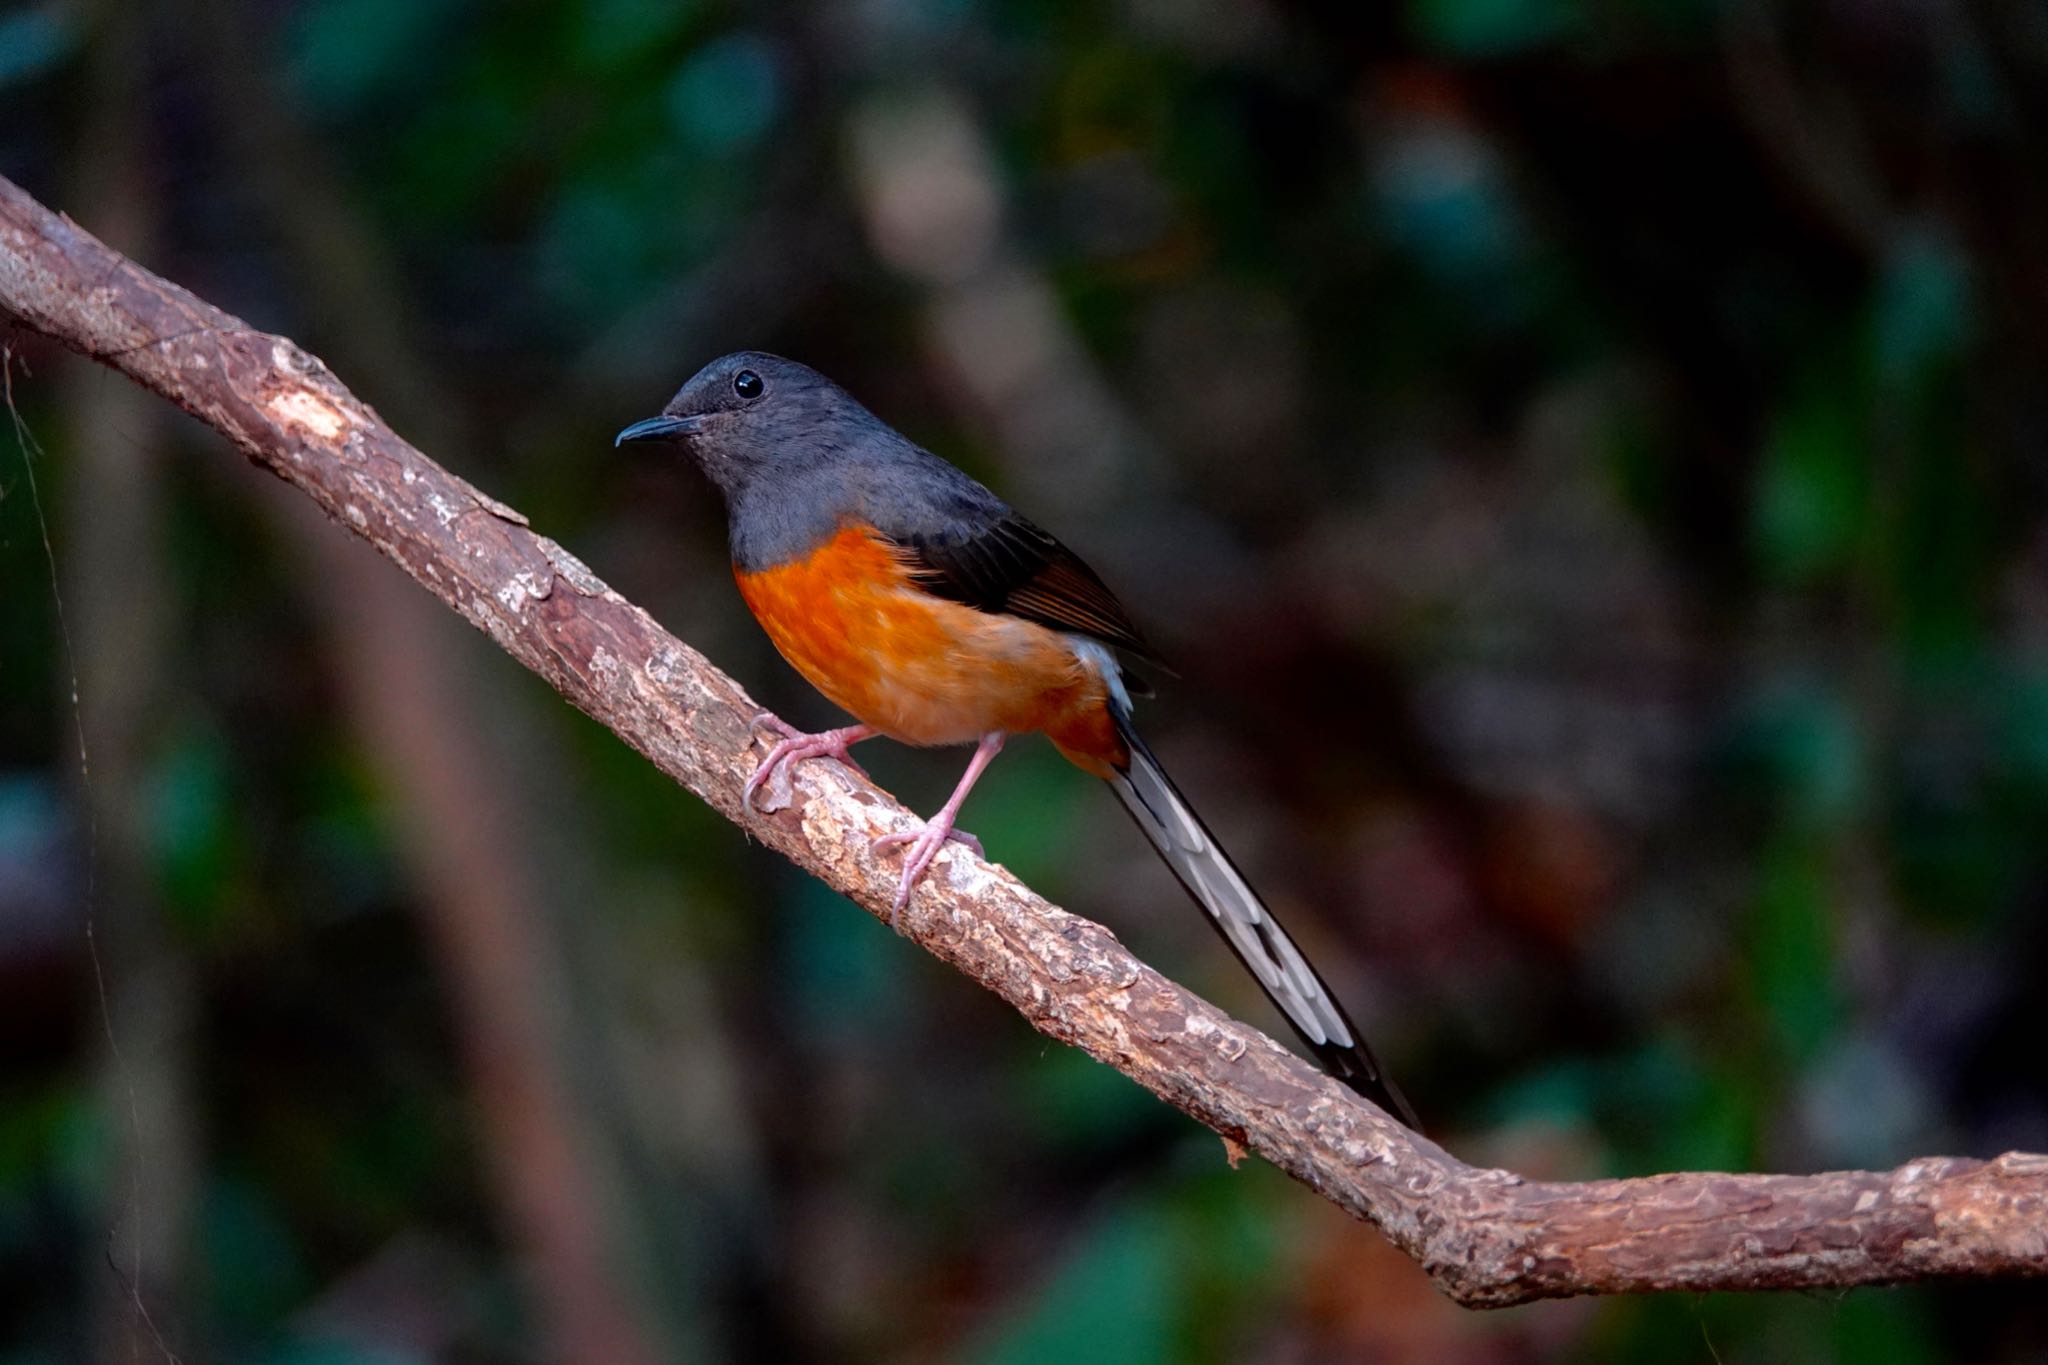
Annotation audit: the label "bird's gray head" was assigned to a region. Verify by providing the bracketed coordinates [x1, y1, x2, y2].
[617, 349, 1009, 570]
[614, 351, 883, 500]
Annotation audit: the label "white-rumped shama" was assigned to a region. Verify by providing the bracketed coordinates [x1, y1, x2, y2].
[618, 352, 1416, 1126]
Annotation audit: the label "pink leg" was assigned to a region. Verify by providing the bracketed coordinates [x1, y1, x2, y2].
[743, 713, 880, 813]
[873, 732, 1006, 926]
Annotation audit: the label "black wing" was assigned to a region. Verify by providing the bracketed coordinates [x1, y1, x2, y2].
[889, 513, 1159, 661]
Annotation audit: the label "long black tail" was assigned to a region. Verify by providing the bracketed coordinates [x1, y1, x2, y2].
[1104, 707, 1418, 1128]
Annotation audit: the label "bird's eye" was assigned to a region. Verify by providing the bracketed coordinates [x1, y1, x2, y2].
[732, 369, 764, 400]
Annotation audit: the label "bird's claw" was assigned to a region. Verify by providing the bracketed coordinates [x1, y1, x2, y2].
[742, 714, 873, 813]
[871, 820, 983, 930]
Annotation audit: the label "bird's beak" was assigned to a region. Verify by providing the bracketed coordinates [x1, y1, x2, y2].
[614, 414, 706, 447]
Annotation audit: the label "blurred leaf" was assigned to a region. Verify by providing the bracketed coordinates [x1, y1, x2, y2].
[0, 772, 61, 891]
[1498, 1038, 1756, 1173]
[44, 1084, 102, 1202]
[1891, 682, 2013, 929]
[206, 1175, 313, 1332]
[1998, 674, 2048, 790]
[1164, 1157, 1289, 1356]
[1889, 435, 1989, 669]
[1891, 808, 2009, 931]
[1051, 43, 1171, 162]
[1485, 1053, 1601, 1129]
[1601, 390, 1676, 528]
[536, 178, 658, 315]
[534, 139, 748, 317]
[576, 0, 703, 69]
[1732, 683, 1867, 829]
[1409, 0, 1579, 57]
[1831, 1286, 1940, 1365]
[967, 1197, 1177, 1365]
[286, 0, 468, 115]
[1754, 383, 1866, 585]
[1650, 1064, 1756, 1174]
[0, 1080, 76, 1194]
[1369, 122, 1539, 330]
[380, 80, 526, 224]
[1750, 831, 1840, 1062]
[785, 873, 910, 1032]
[1872, 226, 1971, 389]
[0, 8, 73, 90]
[300, 742, 398, 918]
[664, 31, 784, 153]
[149, 726, 249, 937]
[1016, 1042, 1164, 1149]
[1591, 1294, 1803, 1365]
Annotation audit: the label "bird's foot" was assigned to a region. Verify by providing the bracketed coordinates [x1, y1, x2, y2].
[743, 714, 877, 813]
[872, 818, 984, 929]
[869, 731, 1005, 931]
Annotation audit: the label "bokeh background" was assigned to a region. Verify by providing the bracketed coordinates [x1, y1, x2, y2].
[4, 0, 2048, 1360]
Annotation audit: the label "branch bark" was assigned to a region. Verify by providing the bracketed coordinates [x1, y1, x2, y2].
[4, 171, 2043, 1309]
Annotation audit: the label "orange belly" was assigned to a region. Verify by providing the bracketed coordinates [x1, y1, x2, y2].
[734, 525, 1123, 772]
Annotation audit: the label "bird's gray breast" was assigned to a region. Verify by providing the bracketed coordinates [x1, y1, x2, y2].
[726, 470, 860, 572]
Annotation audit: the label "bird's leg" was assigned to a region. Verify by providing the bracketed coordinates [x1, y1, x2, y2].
[873, 732, 1005, 927]
[743, 713, 880, 812]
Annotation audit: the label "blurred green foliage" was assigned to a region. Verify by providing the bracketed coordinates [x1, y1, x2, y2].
[3, 0, 2047, 1360]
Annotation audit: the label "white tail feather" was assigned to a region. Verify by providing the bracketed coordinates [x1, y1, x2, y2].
[1074, 646, 1416, 1126]
[1108, 748, 1356, 1051]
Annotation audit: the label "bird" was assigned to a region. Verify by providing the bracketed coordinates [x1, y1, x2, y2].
[617, 352, 1417, 1126]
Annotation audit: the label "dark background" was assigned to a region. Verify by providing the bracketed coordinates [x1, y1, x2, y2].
[4, 0, 2047, 1360]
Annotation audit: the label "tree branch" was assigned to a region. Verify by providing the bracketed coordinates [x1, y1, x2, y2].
[4, 171, 2043, 1308]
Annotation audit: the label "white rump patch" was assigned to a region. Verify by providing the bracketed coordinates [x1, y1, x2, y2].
[1064, 635, 1131, 712]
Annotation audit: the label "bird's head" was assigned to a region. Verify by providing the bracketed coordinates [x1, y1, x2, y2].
[615, 351, 874, 497]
